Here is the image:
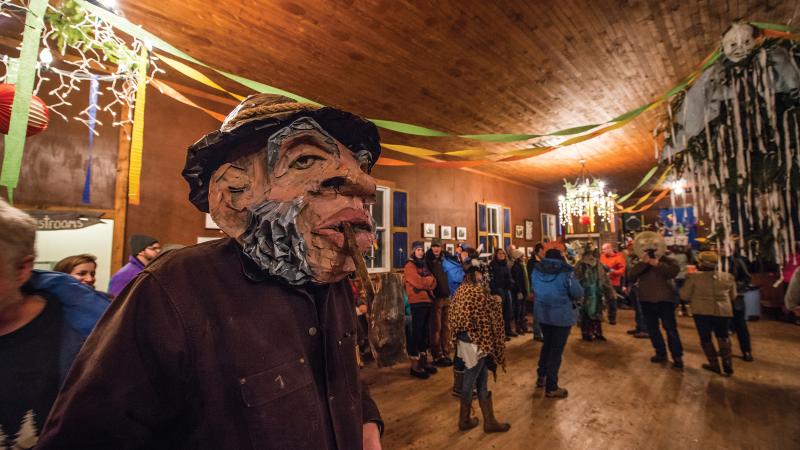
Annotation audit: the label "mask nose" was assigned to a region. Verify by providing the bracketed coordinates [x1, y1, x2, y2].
[321, 169, 376, 199]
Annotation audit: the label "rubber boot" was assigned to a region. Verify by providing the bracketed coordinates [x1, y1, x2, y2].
[718, 338, 734, 376]
[700, 341, 721, 374]
[452, 369, 464, 397]
[478, 392, 510, 433]
[420, 352, 438, 375]
[458, 399, 479, 430]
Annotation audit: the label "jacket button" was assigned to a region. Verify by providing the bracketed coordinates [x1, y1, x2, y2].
[299, 357, 305, 364]
[308, 327, 318, 336]
[329, 395, 335, 402]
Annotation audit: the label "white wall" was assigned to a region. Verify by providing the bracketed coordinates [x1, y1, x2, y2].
[34, 219, 114, 292]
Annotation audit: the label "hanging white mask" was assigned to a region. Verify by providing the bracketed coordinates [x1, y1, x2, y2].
[721, 23, 758, 63]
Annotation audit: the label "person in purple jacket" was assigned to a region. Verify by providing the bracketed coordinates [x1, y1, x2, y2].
[107, 234, 160, 297]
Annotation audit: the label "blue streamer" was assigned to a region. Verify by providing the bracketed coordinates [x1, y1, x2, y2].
[82, 76, 99, 204]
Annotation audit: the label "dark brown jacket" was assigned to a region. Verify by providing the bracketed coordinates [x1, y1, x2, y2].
[628, 255, 680, 303]
[37, 238, 381, 449]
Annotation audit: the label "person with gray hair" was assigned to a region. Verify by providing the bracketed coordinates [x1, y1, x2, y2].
[0, 198, 107, 449]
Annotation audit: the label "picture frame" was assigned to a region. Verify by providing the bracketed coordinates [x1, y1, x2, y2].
[515, 224, 524, 239]
[445, 243, 455, 255]
[524, 219, 534, 240]
[527, 247, 535, 258]
[422, 223, 436, 238]
[456, 226, 467, 240]
[440, 225, 453, 240]
[423, 240, 432, 252]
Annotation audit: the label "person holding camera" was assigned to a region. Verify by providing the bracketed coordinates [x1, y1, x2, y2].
[628, 233, 683, 369]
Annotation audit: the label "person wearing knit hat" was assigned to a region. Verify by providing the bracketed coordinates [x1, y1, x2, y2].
[509, 248, 531, 334]
[405, 240, 438, 379]
[679, 251, 737, 375]
[107, 234, 161, 297]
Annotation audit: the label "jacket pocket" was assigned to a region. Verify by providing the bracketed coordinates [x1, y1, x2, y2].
[239, 357, 321, 448]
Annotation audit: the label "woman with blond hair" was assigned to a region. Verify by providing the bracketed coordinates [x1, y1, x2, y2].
[54, 254, 98, 289]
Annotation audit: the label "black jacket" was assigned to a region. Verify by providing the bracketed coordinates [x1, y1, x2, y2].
[489, 259, 513, 295]
[424, 249, 451, 299]
[511, 260, 530, 298]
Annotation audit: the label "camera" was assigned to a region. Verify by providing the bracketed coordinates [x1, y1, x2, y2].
[645, 249, 657, 259]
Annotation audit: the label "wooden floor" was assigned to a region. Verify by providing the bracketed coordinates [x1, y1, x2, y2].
[362, 310, 800, 450]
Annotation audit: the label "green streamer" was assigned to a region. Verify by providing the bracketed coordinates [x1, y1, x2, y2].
[616, 165, 659, 203]
[750, 22, 797, 32]
[1, 0, 49, 201]
[367, 119, 450, 137]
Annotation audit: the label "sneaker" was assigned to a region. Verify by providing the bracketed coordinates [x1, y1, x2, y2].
[536, 377, 546, 388]
[581, 335, 594, 342]
[633, 331, 649, 339]
[434, 357, 454, 367]
[596, 335, 607, 342]
[608, 320, 617, 325]
[742, 353, 754, 362]
[626, 329, 638, 335]
[410, 368, 429, 379]
[650, 355, 667, 363]
[533, 335, 544, 342]
[672, 359, 684, 370]
[545, 388, 568, 398]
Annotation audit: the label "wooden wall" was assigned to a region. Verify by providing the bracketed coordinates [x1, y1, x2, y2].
[373, 166, 546, 249]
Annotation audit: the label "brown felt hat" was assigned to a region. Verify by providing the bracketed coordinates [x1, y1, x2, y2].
[182, 94, 382, 213]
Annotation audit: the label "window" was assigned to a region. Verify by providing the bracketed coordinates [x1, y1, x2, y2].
[486, 204, 501, 254]
[367, 186, 390, 272]
[541, 213, 558, 241]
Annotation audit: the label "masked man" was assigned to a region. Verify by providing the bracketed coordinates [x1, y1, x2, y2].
[38, 94, 383, 449]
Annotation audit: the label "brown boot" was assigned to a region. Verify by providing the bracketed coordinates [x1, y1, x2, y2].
[700, 341, 721, 374]
[478, 392, 510, 433]
[718, 338, 734, 376]
[458, 399, 479, 430]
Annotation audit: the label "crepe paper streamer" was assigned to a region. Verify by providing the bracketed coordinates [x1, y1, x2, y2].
[157, 54, 244, 101]
[82, 76, 99, 204]
[617, 166, 673, 210]
[620, 188, 671, 214]
[419, 160, 487, 168]
[761, 29, 800, 41]
[616, 165, 660, 203]
[374, 157, 414, 166]
[0, 0, 48, 202]
[151, 78, 227, 122]
[381, 143, 442, 157]
[750, 22, 798, 33]
[458, 133, 542, 142]
[368, 119, 449, 137]
[127, 47, 149, 206]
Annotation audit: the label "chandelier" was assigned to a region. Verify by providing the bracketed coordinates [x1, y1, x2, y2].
[558, 160, 616, 232]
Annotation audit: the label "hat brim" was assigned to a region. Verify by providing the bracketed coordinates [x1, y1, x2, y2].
[182, 107, 381, 213]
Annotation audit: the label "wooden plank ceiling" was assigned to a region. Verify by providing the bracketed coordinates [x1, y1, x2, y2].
[118, 0, 797, 193]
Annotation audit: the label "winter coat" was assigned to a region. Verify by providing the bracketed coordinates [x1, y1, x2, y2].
[511, 260, 530, 299]
[574, 261, 615, 320]
[489, 259, 513, 296]
[24, 270, 109, 383]
[679, 271, 736, 317]
[600, 251, 626, 287]
[531, 258, 584, 327]
[628, 256, 680, 303]
[108, 256, 146, 297]
[424, 249, 451, 299]
[786, 267, 800, 312]
[404, 259, 436, 304]
[442, 254, 465, 297]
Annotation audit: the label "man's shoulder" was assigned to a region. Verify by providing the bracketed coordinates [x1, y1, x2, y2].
[146, 238, 236, 275]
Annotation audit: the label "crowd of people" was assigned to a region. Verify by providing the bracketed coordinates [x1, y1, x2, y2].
[396, 232, 772, 433]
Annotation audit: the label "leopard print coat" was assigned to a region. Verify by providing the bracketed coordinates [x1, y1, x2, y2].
[450, 282, 506, 369]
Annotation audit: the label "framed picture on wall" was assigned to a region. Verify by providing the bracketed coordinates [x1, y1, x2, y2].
[526, 247, 534, 257]
[446, 243, 455, 255]
[441, 225, 453, 239]
[423, 240, 432, 252]
[456, 226, 467, 240]
[515, 225, 524, 239]
[423, 223, 436, 238]
[524, 219, 534, 240]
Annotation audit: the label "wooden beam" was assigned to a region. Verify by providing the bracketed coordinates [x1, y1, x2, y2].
[15, 203, 115, 217]
[111, 107, 132, 274]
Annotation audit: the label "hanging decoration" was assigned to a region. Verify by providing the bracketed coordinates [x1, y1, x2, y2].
[0, 83, 50, 136]
[558, 160, 617, 233]
[0, 0, 49, 202]
[127, 47, 149, 206]
[658, 22, 800, 266]
[81, 75, 98, 204]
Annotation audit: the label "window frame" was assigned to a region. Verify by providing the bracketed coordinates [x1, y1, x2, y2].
[367, 186, 391, 273]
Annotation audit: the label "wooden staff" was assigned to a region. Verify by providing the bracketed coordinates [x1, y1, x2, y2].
[343, 222, 376, 310]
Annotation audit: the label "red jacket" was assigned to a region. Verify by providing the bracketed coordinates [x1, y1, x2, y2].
[600, 251, 626, 287]
[404, 260, 436, 304]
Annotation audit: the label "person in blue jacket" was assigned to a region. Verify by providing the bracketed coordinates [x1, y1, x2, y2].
[531, 249, 584, 399]
[0, 198, 108, 448]
[443, 244, 468, 297]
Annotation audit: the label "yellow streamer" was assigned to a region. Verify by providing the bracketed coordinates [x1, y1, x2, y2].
[158, 53, 244, 101]
[151, 79, 227, 122]
[128, 48, 149, 205]
[380, 143, 442, 157]
[618, 165, 673, 211]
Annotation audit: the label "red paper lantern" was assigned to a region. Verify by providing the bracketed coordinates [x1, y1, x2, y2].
[580, 215, 591, 225]
[0, 83, 49, 137]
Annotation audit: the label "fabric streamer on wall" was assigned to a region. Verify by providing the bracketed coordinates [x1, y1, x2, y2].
[127, 47, 149, 206]
[0, 0, 48, 202]
[82, 75, 99, 204]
